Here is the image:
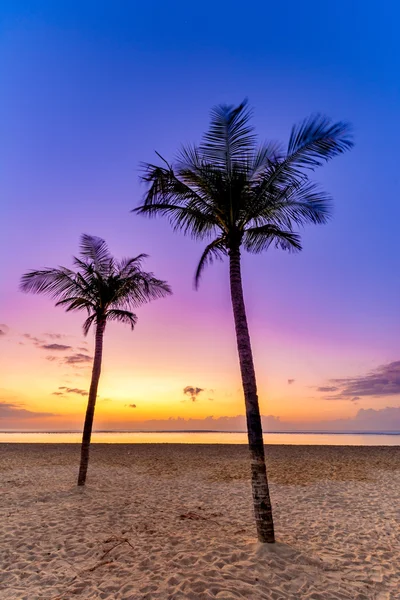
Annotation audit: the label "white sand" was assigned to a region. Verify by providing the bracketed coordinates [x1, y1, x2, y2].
[1, 444, 399, 599]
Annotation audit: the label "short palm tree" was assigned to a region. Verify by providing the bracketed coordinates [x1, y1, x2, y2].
[134, 100, 353, 542]
[20, 234, 171, 486]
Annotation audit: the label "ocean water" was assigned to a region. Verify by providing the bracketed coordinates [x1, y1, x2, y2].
[0, 431, 399, 445]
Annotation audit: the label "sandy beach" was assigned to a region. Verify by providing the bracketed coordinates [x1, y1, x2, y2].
[1, 444, 399, 600]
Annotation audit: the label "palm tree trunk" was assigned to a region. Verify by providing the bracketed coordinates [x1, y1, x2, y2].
[77, 318, 106, 486]
[229, 246, 275, 543]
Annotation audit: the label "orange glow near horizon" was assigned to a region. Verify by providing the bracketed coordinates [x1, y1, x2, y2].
[1, 302, 394, 432]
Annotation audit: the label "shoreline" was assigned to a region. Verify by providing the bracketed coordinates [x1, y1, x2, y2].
[1, 430, 399, 446]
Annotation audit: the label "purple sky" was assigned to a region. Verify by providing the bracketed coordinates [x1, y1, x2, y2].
[0, 1, 399, 431]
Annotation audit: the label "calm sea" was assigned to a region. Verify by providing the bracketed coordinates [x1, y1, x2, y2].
[0, 431, 399, 445]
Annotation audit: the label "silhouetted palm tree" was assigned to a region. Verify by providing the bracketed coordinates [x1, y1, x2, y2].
[134, 100, 353, 542]
[20, 234, 171, 486]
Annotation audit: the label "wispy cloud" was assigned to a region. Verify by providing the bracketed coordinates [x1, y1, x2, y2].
[22, 333, 44, 346]
[40, 343, 72, 351]
[0, 324, 8, 336]
[332, 361, 400, 397]
[288, 379, 295, 385]
[0, 400, 57, 419]
[58, 387, 88, 396]
[64, 353, 92, 365]
[21, 333, 90, 367]
[318, 361, 400, 400]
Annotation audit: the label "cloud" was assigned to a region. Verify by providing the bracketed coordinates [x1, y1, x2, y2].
[183, 386, 204, 402]
[0, 324, 8, 336]
[105, 406, 400, 432]
[318, 361, 400, 401]
[22, 333, 44, 346]
[128, 404, 137, 408]
[0, 400, 57, 420]
[288, 379, 295, 385]
[40, 344, 72, 351]
[44, 333, 66, 340]
[58, 387, 88, 396]
[64, 353, 92, 365]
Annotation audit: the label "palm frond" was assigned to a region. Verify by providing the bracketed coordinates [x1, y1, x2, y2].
[269, 113, 354, 188]
[270, 181, 332, 227]
[127, 273, 172, 305]
[194, 237, 227, 289]
[200, 100, 256, 171]
[247, 141, 283, 182]
[134, 202, 218, 240]
[105, 309, 138, 330]
[117, 255, 148, 277]
[176, 144, 204, 171]
[140, 160, 203, 206]
[82, 313, 98, 336]
[243, 225, 302, 253]
[287, 114, 354, 169]
[247, 180, 332, 230]
[20, 267, 83, 299]
[55, 296, 95, 312]
[80, 234, 112, 268]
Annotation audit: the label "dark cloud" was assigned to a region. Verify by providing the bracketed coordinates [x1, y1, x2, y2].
[0, 400, 57, 419]
[321, 361, 400, 400]
[77, 346, 88, 352]
[317, 386, 339, 393]
[0, 324, 8, 336]
[128, 404, 137, 408]
[288, 379, 295, 385]
[183, 386, 204, 402]
[52, 392, 65, 396]
[40, 343, 72, 351]
[64, 353, 92, 365]
[58, 387, 88, 396]
[45, 356, 57, 362]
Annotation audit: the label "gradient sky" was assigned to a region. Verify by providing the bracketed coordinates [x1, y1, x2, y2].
[1, 0, 399, 431]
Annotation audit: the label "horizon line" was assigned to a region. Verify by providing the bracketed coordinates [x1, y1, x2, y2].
[1, 429, 400, 435]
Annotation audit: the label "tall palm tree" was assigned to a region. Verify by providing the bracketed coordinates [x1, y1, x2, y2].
[20, 234, 171, 486]
[134, 100, 353, 542]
